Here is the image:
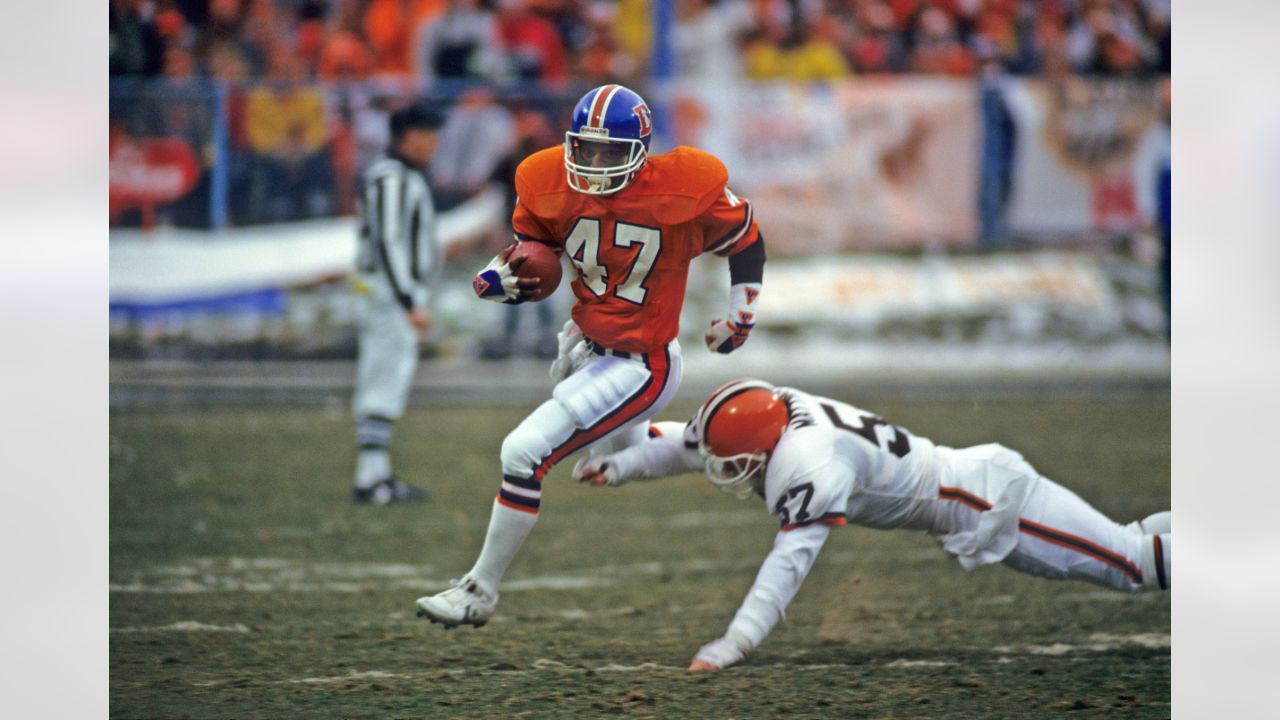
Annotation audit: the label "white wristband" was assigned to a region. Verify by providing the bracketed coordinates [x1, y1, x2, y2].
[727, 282, 761, 327]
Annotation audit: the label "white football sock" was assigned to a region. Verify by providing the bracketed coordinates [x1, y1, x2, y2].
[1139, 533, 1170, 591]
[468, 499, 538, 594]
[355, 449, 391, 488]
[355, 416, 396, 488]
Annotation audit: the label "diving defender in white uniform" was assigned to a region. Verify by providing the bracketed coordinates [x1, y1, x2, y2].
[574, 379, 1171, 671]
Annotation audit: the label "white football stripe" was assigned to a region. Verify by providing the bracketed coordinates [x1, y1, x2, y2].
[110, 621, 250, 633]
[596, 85, 622, 127]
[501, 481, 541, 499]
[706, 202, 753, 255]
[588, 84, 619, 128]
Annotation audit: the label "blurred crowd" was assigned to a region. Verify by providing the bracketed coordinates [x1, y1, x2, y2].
[682, 0, 1170, 82]
[110, 0, 1171, 360]
[111, 0, 1170, 85]
[110, 0, 647, 88]
[109, 0, 1169, 228]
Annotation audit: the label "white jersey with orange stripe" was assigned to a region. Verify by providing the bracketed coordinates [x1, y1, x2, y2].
[750, 388, 944, 533]
[679, 388, 952, 661]
[586, 388, 1165, 668]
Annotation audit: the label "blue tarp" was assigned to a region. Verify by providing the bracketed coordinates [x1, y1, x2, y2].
[110, 287, 288, 319]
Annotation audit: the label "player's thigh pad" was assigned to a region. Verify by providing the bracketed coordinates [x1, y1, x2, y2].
[508, 343, 682, 478]
[552, 355, 652, 429]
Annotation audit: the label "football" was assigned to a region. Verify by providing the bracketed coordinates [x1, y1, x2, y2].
[511, 241, 563, 302]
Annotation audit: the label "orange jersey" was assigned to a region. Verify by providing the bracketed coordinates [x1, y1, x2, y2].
[513, 145, 760, 353]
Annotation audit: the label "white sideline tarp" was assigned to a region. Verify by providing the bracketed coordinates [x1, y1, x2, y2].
[110, 188, 504, 302]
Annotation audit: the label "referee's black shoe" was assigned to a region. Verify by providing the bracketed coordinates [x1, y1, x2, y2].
[353, 477, 430, 505]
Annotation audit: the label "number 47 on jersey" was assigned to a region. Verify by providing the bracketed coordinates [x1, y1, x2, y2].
[564, 218, 661, 305]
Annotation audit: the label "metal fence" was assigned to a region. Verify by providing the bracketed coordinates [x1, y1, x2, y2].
[109, 78, 588, 230]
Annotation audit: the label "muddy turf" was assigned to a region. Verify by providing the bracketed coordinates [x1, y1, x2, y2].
[111, 394, 1170, 718]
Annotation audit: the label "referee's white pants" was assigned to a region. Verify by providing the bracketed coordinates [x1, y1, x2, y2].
[352, 292, 418, 421]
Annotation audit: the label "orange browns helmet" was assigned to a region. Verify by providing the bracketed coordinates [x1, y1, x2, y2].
[696, 378, 789, 499]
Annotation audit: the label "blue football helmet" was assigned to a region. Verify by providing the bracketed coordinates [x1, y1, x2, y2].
[564, 84, 653, 195]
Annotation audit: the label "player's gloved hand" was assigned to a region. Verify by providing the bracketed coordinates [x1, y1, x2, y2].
[473, 244, 539, 304]
[549, 319, 585, 382]
[688, 632, 749, 671]
[572, 455, 624, 487]
[704, 317, 752, 354]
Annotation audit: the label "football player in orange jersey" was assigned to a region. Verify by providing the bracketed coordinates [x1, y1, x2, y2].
[417, 84, 767, 628]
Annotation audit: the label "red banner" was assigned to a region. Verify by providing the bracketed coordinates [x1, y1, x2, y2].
[109, 131, 201, 227]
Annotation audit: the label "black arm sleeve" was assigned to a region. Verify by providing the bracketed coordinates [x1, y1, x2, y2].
[728, 233, 766, 285]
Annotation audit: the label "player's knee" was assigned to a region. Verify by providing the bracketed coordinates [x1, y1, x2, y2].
[1140, 511, 1171, 535]
[501, 399, 582, 478]
[500, 421, 552, 478]
[1125, 511, 1171, 536]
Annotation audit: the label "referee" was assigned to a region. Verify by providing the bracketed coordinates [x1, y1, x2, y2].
[351, 100, 444, 504]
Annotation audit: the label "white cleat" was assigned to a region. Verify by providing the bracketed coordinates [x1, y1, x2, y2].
[415, 574, 498, 629]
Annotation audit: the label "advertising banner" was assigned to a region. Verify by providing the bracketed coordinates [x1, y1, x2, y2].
[761, 252, 1118, 328]
[1002, 78, 1166, 237]
[669, 78, 978, 254]
[109, 132, 202, 227]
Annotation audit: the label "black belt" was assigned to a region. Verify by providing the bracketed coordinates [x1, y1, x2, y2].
[585, 339, 633, 360]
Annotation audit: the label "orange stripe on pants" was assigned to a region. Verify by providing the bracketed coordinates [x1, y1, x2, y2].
[532, 347, 672, 481]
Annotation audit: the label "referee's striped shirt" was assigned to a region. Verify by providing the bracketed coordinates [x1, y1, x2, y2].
[356, 154, 440, 310]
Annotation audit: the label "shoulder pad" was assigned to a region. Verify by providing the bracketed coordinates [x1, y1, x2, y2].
[514, 146, 569, 219]
[639, 146, 730, 225]
[763, 426, 834, 508]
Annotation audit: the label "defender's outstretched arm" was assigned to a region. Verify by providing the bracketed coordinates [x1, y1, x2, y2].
[573, 422, 701, 487]
[690, 523, 831, 671]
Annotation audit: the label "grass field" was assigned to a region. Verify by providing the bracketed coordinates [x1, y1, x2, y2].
[110, 391, 1170, 719]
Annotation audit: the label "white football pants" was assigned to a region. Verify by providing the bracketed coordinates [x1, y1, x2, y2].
[1004, 478, 1169, 592]
[934, 444, 1169, 592]
[495, 339, 683, 514]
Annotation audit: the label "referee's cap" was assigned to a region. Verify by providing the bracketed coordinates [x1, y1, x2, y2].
[390, 100, 444, 139]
